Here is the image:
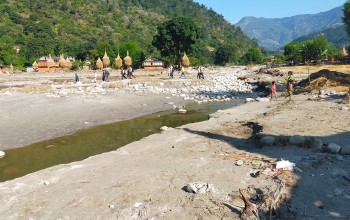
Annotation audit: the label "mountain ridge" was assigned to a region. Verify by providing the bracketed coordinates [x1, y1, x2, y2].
[236, 6, 344, 51]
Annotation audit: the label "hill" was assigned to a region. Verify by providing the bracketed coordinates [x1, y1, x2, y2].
[293, 24, 349, 49]
[0, 0, 256, 67]
[236, 6, 344, 51]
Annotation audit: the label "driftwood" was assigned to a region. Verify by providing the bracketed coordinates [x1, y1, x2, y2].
[239, 189, 259, 220]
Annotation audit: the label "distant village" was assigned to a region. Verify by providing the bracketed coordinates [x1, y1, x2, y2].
[0, 49, 168, 74]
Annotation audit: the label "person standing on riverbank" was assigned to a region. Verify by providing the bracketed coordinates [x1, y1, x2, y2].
[197, 66, 204, 79]
[74, 73, 80, 83]
[179, 66, 186, 79]
[120, 68, 127, 79]
[271, 81, 277, 100]
[102, 69, 106, 81]
[94, 71, 98, 83]
[285, 71, 294, 101]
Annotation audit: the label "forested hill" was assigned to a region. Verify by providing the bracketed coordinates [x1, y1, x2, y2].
[0, 0, 256, 67]
[293, 25, 349, 49]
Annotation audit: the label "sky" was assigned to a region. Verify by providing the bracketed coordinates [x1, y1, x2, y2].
[192, 0, 347, 24]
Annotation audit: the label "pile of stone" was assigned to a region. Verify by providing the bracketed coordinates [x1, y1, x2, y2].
[126, 71, 254, 103]
[260, 135, 350, 154]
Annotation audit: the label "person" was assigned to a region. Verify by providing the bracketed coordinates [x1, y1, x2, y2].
[104, 68, 110, 81]
[120, 68, 127, 79]
[197, 66, 204, 79]
[179, 66, 186, 79]
[127, 66, 135, 78]
[94, 71, 98, 83]
[271, 81, 277, 100]
[168, 65, 173, 78]
[102, 69, 106, 81]
[74, 73, 80, 83]
[170, 67, 175, 79]
[285, 71, 294, 101]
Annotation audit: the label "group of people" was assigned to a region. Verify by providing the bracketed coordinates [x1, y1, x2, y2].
[270, 70, 294, 101]
[75, 67, 136, 84]
[167, 65, 205, 79]
[120, 66, 135, 79]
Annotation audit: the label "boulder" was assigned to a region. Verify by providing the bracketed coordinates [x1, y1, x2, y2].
[325, 143, 341, 153]
[0, 151, 5, 158]
[310, 137, 323, 150]
[289, 135, 305, 145]
[260, 136, 275, 146]
[340, 145, 350, 154]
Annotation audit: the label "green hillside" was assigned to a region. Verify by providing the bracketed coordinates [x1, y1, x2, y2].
[293, 25, 349, 49]
[0, 0, 257, 68]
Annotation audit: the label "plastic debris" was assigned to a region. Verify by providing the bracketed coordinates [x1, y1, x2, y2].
[235, 159, 244, 166]
[275, 160, 296, 171]
[186, 182, 214, 194]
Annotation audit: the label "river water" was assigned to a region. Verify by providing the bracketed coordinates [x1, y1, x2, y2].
[0, 99, 244, 182]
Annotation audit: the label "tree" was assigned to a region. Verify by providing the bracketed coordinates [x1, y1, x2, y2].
[152, 17, 199, 66]
[343, 1, 350, 38]
[214, 45, 237, 66]
[239, 48, 263, 65]
[119, 42, 145, 69]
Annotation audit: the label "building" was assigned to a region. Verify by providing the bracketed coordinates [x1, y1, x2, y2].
[35, 55, 74, 72]
[142, 57, 165, 70]
[36, 55, 58, 72]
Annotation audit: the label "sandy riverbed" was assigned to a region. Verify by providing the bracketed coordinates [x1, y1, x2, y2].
[0, 66, 350, 219]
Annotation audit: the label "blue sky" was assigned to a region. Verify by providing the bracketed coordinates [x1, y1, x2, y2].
[192, 0, 346, 24]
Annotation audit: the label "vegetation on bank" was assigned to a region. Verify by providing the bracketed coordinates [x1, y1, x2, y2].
[0, 0, 256, 69]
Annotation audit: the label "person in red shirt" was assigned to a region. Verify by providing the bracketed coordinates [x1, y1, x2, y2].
[271, 81, 277, 100]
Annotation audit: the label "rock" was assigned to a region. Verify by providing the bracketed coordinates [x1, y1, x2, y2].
[160, 126, 169, 131]
[256, 97, 270, 102]
[0, 151, 5, 158]
[178, 109, 187, 114]
[310, 137, 323, 150]
[325, 143, 341, 153]
[109, 204, 115, 209]
[333, 188, 344, 197]
[186, 182, 214, 194]
[289, 135, 305, 145]
[340, 145, 350, 154]
[260, 136, 275, 146]
[43, 181, 50, 185]
[319, 90, 325, 95]
[340, 106, 349, 111]
[245, 98, 255, 103]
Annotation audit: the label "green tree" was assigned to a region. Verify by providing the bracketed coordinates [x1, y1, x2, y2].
[214, 45, 237, 66]
[119, 42, 145, 69]
[152, 17, 199, 66]
[343, 1, 350, 38]
[284, 42, 302, 63]
[239, 48, 263, 65]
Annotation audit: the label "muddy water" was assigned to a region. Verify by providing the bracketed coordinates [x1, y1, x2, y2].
[0, 99, 243, 182]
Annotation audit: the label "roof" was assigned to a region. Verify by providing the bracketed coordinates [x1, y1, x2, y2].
[143, 57, 164, 62]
